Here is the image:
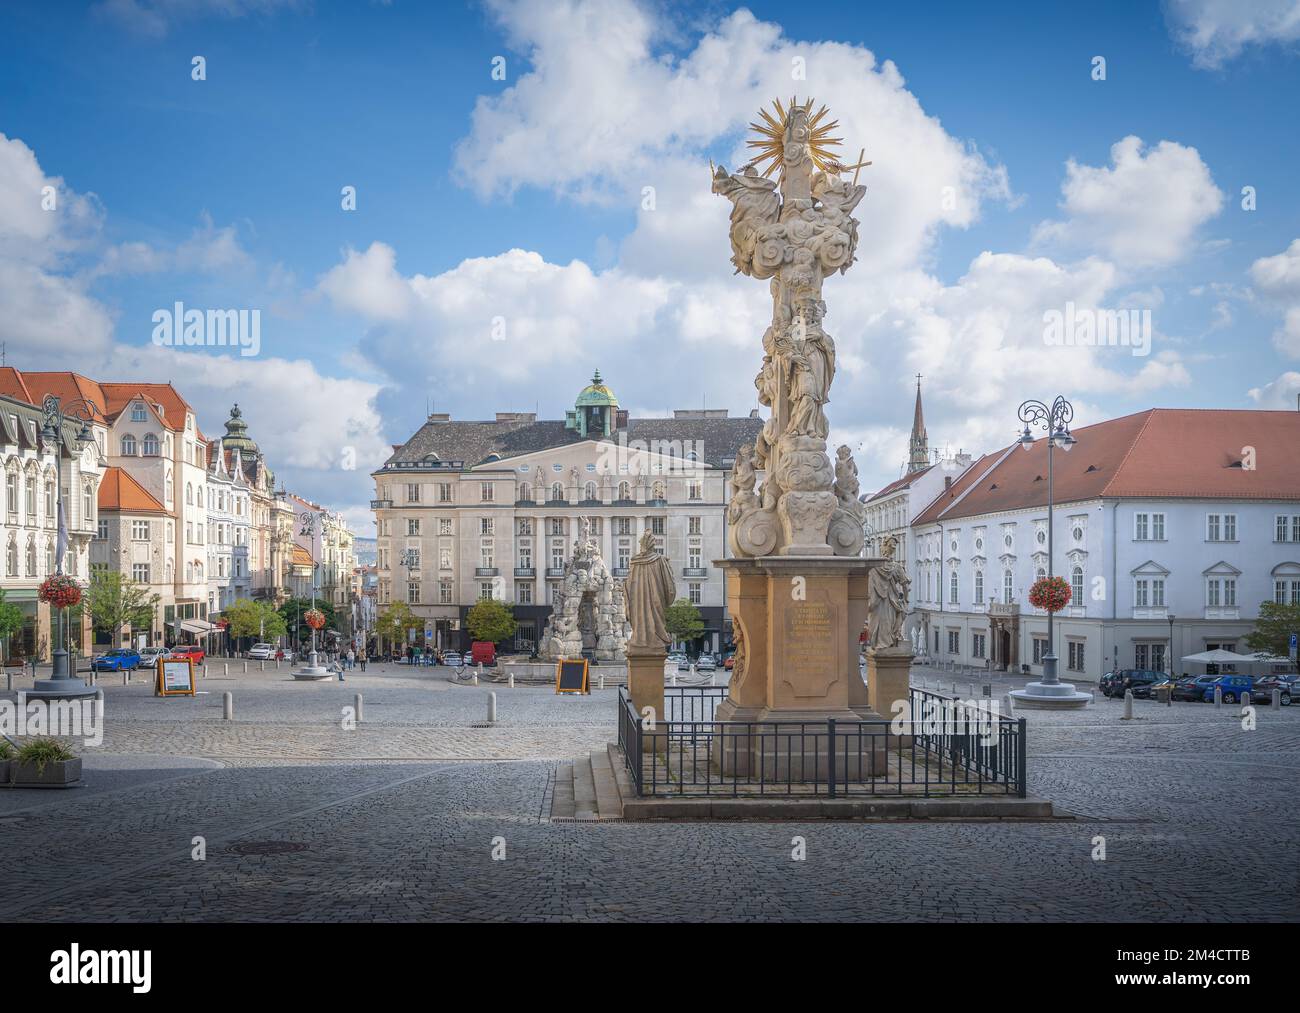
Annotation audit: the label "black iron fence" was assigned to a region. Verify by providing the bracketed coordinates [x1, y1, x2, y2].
[617, 685, 1026, 799]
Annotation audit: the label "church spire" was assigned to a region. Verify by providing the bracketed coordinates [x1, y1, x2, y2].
[908, 374, 930, 472]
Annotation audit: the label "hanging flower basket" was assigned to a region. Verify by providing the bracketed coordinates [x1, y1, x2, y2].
[1028, 575, 1071, 613]
[38, 575, 82, 610]
[304, 608, 326, 631]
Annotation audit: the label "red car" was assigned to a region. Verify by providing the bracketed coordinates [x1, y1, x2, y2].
[171, 645, 206, 664]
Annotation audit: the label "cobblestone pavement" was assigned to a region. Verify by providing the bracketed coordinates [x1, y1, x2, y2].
[2, 668, 1296, 921]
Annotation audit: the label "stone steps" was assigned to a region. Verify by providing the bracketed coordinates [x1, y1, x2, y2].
[550, 743, 629, 821]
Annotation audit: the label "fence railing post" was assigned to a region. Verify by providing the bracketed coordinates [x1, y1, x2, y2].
[1016, 717, 1027, 798]
[826, 717, 836, 799]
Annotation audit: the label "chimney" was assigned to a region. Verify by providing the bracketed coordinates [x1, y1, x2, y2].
[427, 413, 451, 423]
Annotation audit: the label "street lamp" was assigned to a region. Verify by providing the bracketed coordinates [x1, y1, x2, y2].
[29, 395, 100, 700]
[1168, 612, 1177, 678]
[298, 509, 320, 666]
[1009, 395, 1090, 709]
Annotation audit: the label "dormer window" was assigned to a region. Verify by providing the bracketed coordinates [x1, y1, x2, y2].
[131, 402, 147, 422]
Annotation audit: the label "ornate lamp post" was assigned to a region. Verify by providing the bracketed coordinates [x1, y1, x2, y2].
[399, 547, 418, 658]
[1009, 395, 1090, 709]
[30, 395, 100, 700]
[1168, 612, 1177, 678]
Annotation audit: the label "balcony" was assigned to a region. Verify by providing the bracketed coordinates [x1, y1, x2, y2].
[514, 566, 535, 578]
[475, 567, 499, 578]
[545, 498, 569, 506]
[682, 566, 708, 578]
[1205, 606, 1240, 620]
[515, 498, 536, 507]
[546, 567, 565, 577]
[646, 498, 667, 507]
[612, 567, 629, 577]
[613, 498, 637, 507]
[370, 499, 392, 509]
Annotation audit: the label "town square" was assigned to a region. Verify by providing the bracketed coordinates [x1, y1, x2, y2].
[0, 0, 1297, 981]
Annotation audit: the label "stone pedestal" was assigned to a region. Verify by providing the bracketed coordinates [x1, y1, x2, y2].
[627, 650, 669, 754]
[866, 648, 914, 744]
[715, 556, 887, 780]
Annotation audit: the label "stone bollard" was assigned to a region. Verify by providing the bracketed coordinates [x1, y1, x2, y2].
[123, 670, 129, 686]
[224, 662, 229, 676]
[508, 672, 515, 689]
[259, 661, 265, 672]
[355, 693, 364, 723]
[88, 670, 96, 687]
[670, 671, 677, 687]
[1003, 693, 1015, 716]
[471, 669, 479, 687]
[276, 658, 281, 669]
[96, 688, 105, 723]
[487, 690, 497, 724]
[1214, 685, 1222, 709]
[223, 691, 233, 720]
[243, 661, 248, 674]
[599, 673, 605, 691]
[1123, 689, 1134, 720]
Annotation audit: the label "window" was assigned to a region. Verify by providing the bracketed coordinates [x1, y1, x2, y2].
[1002, 569, 1013, 605]
[436, 483, 452, 503]
[615, 517, 633, 536]
[972, 633, 986, 659]
[688, 481, 702, 500]
[1067, 641, 1085, 672]
[132, 520, 150, 540]
[947, 630, 959, 654]
[480, 482, 494, 502]
[439, 518, 453, 535]
[1206, 578, 1237, 607]
[439, 580, 453, 604]
[517, 518, 532, 536]
[618, 481, 631, 501]
[97, 519, 109, 540]
[45, 480, 54, 519]
[973, 569, 984, 605]
[480, 541, 494, 569]
[550, 518, 564, 536]
[185, 483, 193, 505]
[650, 517, 665, 535]
[132, 563, 150, 583]
[652, 481, 666, 501]
[949, 570, 958, 604]
[584, 481, 597, 501]
[551, 543, 565, 570]
[120, 434, 137, 456]
[689, 544, 702, 569]
[1135, 578, 1150, 607]
[517, 582, 532, 604]
[480, 518, 494, 535]
[480, 582, 494, 600]
[688, 582, 702, 605]
[131, 402, 147, 422]
[407, 581, 421, 604]
[1277, 515, 1300, 542]
[551, 482, 564, 501]
[1152, 513, 1165, 540]
[518, 546, 532, 569]
[142, 434, 159, 456]
[22, 475, 34, 517]
[1206, 513, 1237, 541]
[83, 483, 94, 524]
[406, 483, 421, 503]
[688, 516, 702, 536]
[1134, 513, 1148, 540]
[1033, 638, 1048, 664]
[407, 519, 420, 536]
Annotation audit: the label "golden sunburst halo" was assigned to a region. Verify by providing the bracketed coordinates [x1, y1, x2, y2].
[743, 96, 868, 181]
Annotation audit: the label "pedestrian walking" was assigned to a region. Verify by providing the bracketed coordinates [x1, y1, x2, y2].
[347, 648, 355, 670]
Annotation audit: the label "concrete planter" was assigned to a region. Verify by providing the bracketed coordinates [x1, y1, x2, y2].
[10, 757, 81, 788]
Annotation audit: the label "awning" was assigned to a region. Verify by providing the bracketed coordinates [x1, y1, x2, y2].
[180, 619, 220, 635]
[1181, 649, 1257, 664]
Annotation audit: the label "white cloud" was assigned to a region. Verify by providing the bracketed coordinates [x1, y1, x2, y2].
[1166, 0, 1300, 69]
[1250, 238, 1300, 356]
[1248, 369, 1300, 408]
[92, 0, 305, 39]
[1033, 136, 1223, 269]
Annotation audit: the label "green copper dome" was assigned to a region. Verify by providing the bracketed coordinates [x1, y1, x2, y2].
[574, 369, 618, 408]
[222, 403, 259, 456]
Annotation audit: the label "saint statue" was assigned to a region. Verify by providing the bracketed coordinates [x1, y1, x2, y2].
[625, 530, 676, 654]
[867, 535, 911, 653]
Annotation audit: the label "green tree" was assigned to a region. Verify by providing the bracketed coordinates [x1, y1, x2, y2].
[665, 598, 704, 644]
[86, 570, 160, 647]
[465, 597, 516, 643]
[224, 598, 287, 641]
[279, 596, 336, 644]
[376, 601, 421, 650]
[0, 588, 24, 663]
[1245, 600, 1300, 658]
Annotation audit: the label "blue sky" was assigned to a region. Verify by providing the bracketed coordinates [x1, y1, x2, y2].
[2, 0, 1300, 530]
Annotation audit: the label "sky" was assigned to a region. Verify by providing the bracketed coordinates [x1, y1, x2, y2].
[2, 0, 1300, 535]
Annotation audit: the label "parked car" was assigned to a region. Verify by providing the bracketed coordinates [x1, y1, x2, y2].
[1100, 669, 1164, 698]
[91, 648, 142, 672]
[442, 651, 463, 667]
[276, 648, 296, 663]
[1249, 675, 1294, 706]
[1201, 674, 1253, 704]
[678, 655, 692, 670]
[138, 646, 171, 667]
[723, 655, 735, 671]
[696, 655, 717, 672]
[170, 645, 206, 664]
[247, 643, 277, 661]
[1171, 675, 1218, 702]
[470, 641, 497, 667]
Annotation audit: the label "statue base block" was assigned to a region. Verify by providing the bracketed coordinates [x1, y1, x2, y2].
[627, 650, 669, 755]
[714, 556, 888, 783]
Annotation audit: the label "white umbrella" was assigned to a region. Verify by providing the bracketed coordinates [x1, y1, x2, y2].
[1180, 648, 1257, 664]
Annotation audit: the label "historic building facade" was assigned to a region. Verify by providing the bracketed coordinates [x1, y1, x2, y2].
[909, 408, 1300, 682]
[372, 371, 763, 654]
[0, 387, 107, 659]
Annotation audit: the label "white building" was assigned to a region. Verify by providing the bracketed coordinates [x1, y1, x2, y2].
[371, 370, 763, 654]
[205, 444, 252, 619]
[910, 407, 1300, 681]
